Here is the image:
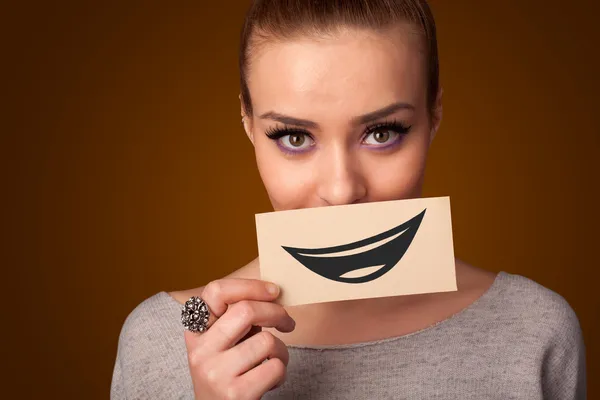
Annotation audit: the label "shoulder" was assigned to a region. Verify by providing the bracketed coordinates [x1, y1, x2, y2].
[497, 272, 582, 334]
[111, 292, 193, 398]
[492, 272, 585, 364]
[455, 263, 582, 344]
[118, 291, 182, 343]
[497, 273, 587, 397]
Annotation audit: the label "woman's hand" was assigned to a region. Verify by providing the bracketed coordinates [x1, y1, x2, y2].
[184, 279, 295, 400]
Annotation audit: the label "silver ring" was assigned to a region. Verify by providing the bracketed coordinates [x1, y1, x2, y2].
[181, 296, 210, 333]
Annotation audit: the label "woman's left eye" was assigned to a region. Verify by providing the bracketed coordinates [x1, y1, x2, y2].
[363, 129, 400, 146]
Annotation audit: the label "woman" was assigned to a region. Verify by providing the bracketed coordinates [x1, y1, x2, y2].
[111, 0, 586, 399]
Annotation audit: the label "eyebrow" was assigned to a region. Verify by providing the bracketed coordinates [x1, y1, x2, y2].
[258, 101, 415, 129]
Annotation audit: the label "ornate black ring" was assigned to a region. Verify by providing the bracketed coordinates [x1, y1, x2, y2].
[181, 296, 210, 333]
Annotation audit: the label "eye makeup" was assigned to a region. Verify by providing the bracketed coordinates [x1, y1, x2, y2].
[361, 119, 412, 151]
[265, 125, 316, 155]
[264, 118, 412, 155]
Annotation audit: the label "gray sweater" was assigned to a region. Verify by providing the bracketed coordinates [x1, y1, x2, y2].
[110, 271, 586, 399]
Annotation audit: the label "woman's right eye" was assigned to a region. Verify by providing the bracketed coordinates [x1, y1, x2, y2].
[265, 125, 317, 154]
[279, 133, 314, 150]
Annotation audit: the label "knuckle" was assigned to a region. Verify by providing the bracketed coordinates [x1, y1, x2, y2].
[205, 366, 219, 386]
[270, 357, 286, 378]
[213, 322, 235, 344]
[235, 300, 255, 321]
[256, 330, 276, 349]
[200, 360, 219, 385]
[224, 385, 242, 400]
[203, 280, 223, 301]
[187, 349, 202, 369]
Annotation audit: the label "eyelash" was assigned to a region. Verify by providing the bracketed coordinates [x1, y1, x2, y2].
[265, 119, 412, 154]
[364, 120, 412, 142]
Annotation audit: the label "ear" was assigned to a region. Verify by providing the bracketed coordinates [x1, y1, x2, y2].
[429, 87, 443, 146]
[239, 93, 254, 145]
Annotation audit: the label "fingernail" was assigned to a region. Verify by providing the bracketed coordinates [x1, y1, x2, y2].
[267, 283, 279, 295]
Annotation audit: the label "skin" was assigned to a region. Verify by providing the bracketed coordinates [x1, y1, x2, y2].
[238, 25, 496, 344]
[245, 27, 433, 210]
[172, 25, 498, 398]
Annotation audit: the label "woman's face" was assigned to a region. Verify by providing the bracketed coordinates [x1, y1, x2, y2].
[242, 26, 442, 211]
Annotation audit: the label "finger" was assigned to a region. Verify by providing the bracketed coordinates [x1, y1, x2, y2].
[200, 278, 281, 317]
[221, 331, 289, 377]
[199, 300, 295, 353]
[236, 325, 262, 345]
[184, 278, 282, 352]
[235, 358, 287, 399]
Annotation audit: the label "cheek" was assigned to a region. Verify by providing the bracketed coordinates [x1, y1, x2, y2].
[254, 142, 315, 210]
[361, 133, 430, 200]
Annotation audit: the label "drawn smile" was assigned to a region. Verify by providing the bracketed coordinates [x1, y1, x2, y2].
[281, 209, 426, 283]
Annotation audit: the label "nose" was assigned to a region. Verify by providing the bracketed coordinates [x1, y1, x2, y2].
[316, 145, 367, 206]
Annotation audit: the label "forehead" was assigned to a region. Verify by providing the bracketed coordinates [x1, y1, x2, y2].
[247, 27, 427, 120]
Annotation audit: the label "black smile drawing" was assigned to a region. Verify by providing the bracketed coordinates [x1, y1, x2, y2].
[281, 209, 426, 284]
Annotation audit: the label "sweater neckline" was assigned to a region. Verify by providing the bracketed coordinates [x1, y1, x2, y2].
[161, 271, 507, 350]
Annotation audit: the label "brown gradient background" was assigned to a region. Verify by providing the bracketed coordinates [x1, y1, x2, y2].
[3, 0, 598, 398]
